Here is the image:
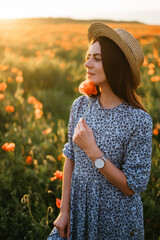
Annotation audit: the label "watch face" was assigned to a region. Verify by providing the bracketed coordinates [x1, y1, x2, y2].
[95, 159, 104, 169]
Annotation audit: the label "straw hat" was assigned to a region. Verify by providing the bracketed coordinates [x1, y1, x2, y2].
[88, 22, 144, 89]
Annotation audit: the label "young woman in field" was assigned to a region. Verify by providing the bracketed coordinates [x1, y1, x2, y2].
[47, 22, 153, 240]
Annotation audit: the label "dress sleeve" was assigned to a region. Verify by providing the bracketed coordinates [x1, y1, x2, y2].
[121, 113, 153, 194]
[62, 101, 76, 161]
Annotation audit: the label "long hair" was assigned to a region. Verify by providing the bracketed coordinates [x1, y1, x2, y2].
[87, 36, 147, 113]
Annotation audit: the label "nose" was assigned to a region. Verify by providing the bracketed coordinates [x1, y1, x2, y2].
[84, 58, 93, 69]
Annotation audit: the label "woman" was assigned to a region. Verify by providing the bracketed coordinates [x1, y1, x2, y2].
[47, 23, 153, 240]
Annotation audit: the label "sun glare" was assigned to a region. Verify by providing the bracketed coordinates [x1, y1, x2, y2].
[0, 0, 160, 24]
[0, 8, 25, 19]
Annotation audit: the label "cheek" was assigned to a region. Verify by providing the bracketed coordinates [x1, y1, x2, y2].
[94, 62, 107, 82]
[102, 71, 107, 80]
[98, 66, 106, 80]
[97, 63, 105, 75]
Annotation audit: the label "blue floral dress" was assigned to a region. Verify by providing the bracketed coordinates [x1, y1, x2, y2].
[47, 95, 153, 240]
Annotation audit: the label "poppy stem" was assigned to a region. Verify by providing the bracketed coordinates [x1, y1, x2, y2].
[83, 96, 90, 120]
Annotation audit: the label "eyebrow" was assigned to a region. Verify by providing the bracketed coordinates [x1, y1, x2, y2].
[87, 53, 101, 57]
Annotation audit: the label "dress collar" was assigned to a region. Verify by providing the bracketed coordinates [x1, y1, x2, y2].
[94, 95, 126, 111]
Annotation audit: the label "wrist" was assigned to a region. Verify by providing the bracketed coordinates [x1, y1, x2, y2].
[60, 205, 70, 213]
[85, 145, 103, 162]
[60, 209, 70, 214]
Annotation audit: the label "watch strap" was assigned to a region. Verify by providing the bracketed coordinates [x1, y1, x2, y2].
[101, 154, 107, 163]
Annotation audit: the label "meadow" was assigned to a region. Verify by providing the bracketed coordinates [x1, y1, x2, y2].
[0, 18, 160, 239]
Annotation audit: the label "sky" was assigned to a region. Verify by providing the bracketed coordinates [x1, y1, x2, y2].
[0, 0, 160, 25]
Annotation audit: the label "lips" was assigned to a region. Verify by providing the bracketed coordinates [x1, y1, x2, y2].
[87, 72, 95, 75]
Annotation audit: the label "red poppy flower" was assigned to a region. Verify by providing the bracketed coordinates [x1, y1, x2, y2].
[26, 156, 32, 165]
[2, 142, 15, 152]
[50, 170, 63, 181]
[56, 198, 61, 208]
[79, 80, 97, 96]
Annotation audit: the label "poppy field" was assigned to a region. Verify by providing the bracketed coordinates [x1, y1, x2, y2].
[0, 18, 160, 240]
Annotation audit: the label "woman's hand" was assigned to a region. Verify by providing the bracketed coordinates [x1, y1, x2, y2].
[73, 118, 97, 154]
[53, 211, 70, 239]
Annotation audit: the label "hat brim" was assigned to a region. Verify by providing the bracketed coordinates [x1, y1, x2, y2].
[88, 22, 141, 88]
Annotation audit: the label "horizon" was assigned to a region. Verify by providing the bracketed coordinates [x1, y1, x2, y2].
[0, 0, 160, 25]
[0, 17, 158, 26]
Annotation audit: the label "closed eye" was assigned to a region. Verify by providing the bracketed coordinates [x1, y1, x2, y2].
[85, 56, 101, 62]
[95, 58, 101, 61]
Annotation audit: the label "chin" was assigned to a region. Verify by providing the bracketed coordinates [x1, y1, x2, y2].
[87, 75, 94, 80]
[87, 76, 96, 81]
[86, 76, 103, 87]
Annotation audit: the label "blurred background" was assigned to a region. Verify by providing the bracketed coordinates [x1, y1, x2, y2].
[0, 1, 160, 239]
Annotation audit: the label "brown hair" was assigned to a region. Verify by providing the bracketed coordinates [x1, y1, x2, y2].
[88, 36, 147, 113]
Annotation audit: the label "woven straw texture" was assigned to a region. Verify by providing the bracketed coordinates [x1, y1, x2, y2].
[88, 22, 144, 88]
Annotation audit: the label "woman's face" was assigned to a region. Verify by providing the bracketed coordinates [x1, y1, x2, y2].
[84, 41, 107, 86]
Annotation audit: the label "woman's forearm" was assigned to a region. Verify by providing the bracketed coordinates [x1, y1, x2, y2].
[86, 146, 134, 196]
[60, 156, 74, 213]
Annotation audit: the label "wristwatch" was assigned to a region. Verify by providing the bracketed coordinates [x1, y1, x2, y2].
[94, 155, 107, 169]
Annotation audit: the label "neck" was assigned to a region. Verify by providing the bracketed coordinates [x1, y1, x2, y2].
[99, 85, 123, 109]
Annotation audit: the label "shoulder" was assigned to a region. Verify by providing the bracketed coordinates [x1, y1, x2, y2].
[133, 107, 152, 126]
[125, 104, 153, 131]
[69, 95, 89, 118]
[120, 102, 153, 134]
[71, 95, 89, 110]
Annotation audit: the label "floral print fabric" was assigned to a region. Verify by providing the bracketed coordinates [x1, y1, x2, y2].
[47, 95, 153, 240]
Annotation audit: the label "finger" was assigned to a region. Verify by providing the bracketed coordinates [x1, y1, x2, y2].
[74, 127, 78, 134]
[83, 118, 87, 128]
[78, 118, 83, 123]
[76, 119, 83, 131]
[74, 124, 79, 137]
[77, 119, 85, 130]
[59, 228, 66, 238]
[76, 123, 80, 132]
[82, 118, 89, 128]
[73, 132, 77, 143]
[83, 119, 89, 131]
[78, 118, 84, 126]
